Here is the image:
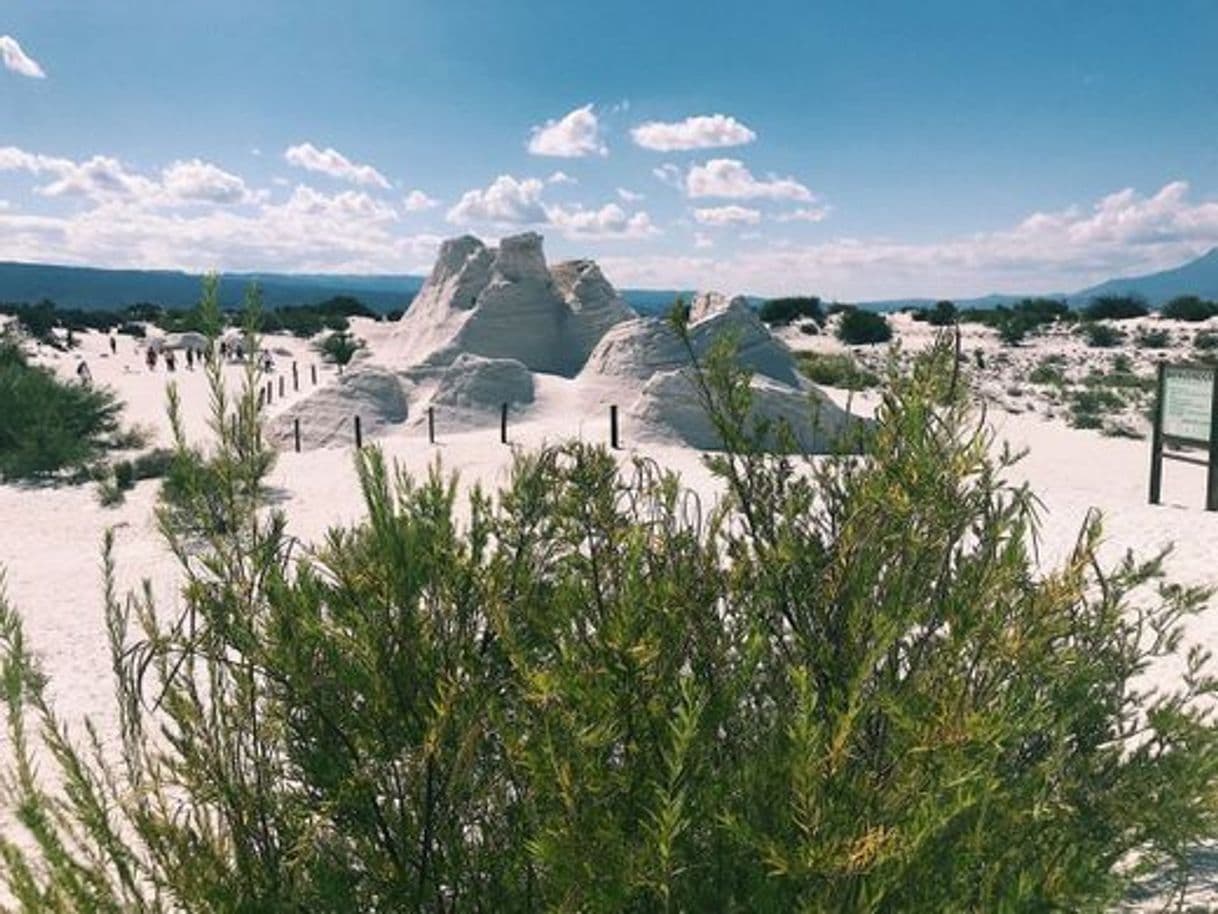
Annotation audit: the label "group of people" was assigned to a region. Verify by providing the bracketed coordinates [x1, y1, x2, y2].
[143, 345, 197, 372]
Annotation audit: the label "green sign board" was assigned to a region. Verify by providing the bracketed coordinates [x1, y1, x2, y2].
[1149, 362, 1218, 511]
[1162, 365, 1215, 444]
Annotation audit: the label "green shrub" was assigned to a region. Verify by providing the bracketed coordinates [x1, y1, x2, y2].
[0, 336, 125, 481]
[758, 296, 823, 326]
[1195, 330, 1218, 351]
[795, 352, 880, 389]
[1078, 321, 1127, 348]
[836, 308, 892, 345]
[922, 299, 957, 327]
[0, 331, 1216, 913]
[1028, 360, 1066, 385]
[1082, 295, 1148, 321]
[1135, 327, 1171, 349]
[315, 329, 365, 365]
[1160, 295, 1217, 322]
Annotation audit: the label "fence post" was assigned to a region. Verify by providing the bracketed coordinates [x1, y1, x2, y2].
[428, 406, 435, 444]
[500, 402, 508, 445]
[354, 415, 363, 449]
[311, 364, 318, 386]
[267, 381, 274, 404]
[294, 417, 301, 453]
[292, 361, 299, 391]
[278, 376, 285, 398]
[610, 404, 620, 450]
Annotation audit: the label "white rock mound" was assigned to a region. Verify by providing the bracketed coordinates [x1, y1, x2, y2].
[400, 353, 535, 428]
[269, 364, 409, 451]
[583, 291, 799, 387]
[631, 368, 859, 452]
[391, 233, 634, 377]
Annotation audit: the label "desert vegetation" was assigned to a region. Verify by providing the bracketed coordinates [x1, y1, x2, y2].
[0, 307, 1215, 912]
[0, 335, 131, 482]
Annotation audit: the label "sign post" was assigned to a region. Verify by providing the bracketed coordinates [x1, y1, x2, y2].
[1148, 362, 1218, 511]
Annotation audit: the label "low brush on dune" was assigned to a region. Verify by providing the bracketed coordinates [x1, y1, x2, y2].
[0, 300, 1215, 911]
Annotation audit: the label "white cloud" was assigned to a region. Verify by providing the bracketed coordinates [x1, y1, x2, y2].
[546, 203, 658, 240]
[161, 159, 257, 204]
[631, 114, 756, 151]
[617, 187, 644, 202]
[283, 142, 391, 188]
[601, 181, 1218, 299]
[447, 174, 547, 225]
[0, 146, 260, 207]
[693, 205, 761, 226]
[694, 232, 714, 249]
[652, 163, 682, 189]
[776, 206, 831, 223]
[686, 158, 813, 201]
[402, 189, 440, 211]
[547, 170, 577, 185]
[0, 36, 45, 79]
[527, 104, 607, 158]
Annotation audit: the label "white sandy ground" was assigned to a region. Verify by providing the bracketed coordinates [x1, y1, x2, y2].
[1, 319, 1217, 907]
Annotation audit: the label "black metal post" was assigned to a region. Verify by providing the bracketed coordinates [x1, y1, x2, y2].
[354, 415, 363, 449]
[428, 407, 435, 444]
[311, 364, 318, 385]
[1149, 362, 1165, 505]
[610, 404, 619, 449]
[294, 417, 301, 453]
[500, 403, 508, 444]
[1207, 369, 1218, 511]
[292, 361, 299, 391]
[278, 376, 285, 398]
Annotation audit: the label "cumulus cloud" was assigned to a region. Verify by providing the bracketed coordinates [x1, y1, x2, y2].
[527, 104, 607, 158]
[693, 205, 761, 226]
[283, 142, 391, 188]
[446, 173, 655, 239]
[685, 158, 813, 201]
[630, 114, 756, 151]
[546, 203, 658, 240]
[694, 232, 714, 249]
[447, 175, 547, 225]
[617, 187, 644, 202]
[402, 189, 440, 212]
[161, 159, 258, 204]
[0, 36, 45, 79]
[600, 181, 1218, 299]
[776, 206, 831, 223]
[0, 146, 260, 206]
[547, 170, 577, 185]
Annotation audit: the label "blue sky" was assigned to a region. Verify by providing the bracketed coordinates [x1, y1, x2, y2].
[4, 0, 1218, 299]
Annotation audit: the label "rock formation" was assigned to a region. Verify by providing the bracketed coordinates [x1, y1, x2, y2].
[630, 368, 858, 452]
[269, 364, 408, 451]
[391, 232, 634, 377]
[582, 291, 799, 387]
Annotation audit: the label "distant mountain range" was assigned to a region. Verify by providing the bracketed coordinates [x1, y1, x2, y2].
[4, 248, 1218, 317]
[0, 261, 692, 316]
[859, 248, 1218, 312]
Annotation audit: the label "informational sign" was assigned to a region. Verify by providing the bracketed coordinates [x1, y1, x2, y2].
[1162, 365, 1215, 444]
[1149, 362, 1218, 511]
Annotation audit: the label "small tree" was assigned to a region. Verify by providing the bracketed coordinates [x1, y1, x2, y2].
[1161, 295, 1217, 322]
[924, 299, 958, 326]
[1083, 295, 1149, 321]
[836, 308, 892, 344]
[759, 296, 824, 326]
[315, 329, 364, 366]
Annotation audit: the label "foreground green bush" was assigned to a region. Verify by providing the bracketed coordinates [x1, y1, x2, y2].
[0, 336, 125, 481]
[0, 329, 1216, 912]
